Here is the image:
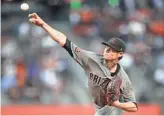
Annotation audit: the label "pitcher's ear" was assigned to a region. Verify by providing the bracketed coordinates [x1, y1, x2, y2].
[119, 52, 123, 57]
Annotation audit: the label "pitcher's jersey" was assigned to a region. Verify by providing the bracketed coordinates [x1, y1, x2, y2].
[63, 39, 136, 108]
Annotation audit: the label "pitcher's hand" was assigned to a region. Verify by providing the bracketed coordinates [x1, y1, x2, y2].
[29, 13, 45, 27]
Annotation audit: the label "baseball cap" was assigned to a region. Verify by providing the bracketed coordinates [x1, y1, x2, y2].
[102, 37, 126, 52]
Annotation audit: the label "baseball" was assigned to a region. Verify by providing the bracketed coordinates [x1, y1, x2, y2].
[20, 3, 29, 11]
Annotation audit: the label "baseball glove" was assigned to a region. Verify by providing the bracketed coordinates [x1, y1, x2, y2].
[106, 76, 122, 106]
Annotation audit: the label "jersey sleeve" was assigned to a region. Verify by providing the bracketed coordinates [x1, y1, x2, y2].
[122, 80, 136, 103]
[63, 39, 91, 67]
[122, 79, 138, 109]
[120, 71, 136, 103]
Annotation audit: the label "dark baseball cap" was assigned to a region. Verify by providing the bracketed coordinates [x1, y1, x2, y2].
[102, 37, 126, 52]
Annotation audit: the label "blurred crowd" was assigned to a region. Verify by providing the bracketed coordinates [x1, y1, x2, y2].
[1, 0, 164, 113]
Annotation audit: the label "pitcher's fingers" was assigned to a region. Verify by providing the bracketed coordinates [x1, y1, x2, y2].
[29, 19, 36, 23]
[28, 14, 34, 18]
[28, 13, 37, 18]
[33, 13, 37, 16]
[29, 19, 33, 23]
[33, 13, 38, 18]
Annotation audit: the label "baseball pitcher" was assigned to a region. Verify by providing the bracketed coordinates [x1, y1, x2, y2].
[29, 13, 138, 115]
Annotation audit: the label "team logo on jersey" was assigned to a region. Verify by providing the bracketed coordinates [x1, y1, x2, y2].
[75, 47, 81, 53]
[89, 72, 110, 89]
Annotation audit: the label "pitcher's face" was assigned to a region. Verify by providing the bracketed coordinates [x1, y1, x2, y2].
[103, 46, 123, 61]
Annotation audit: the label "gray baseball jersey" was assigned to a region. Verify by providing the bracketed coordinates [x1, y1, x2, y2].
[63, 39, 136, 115]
